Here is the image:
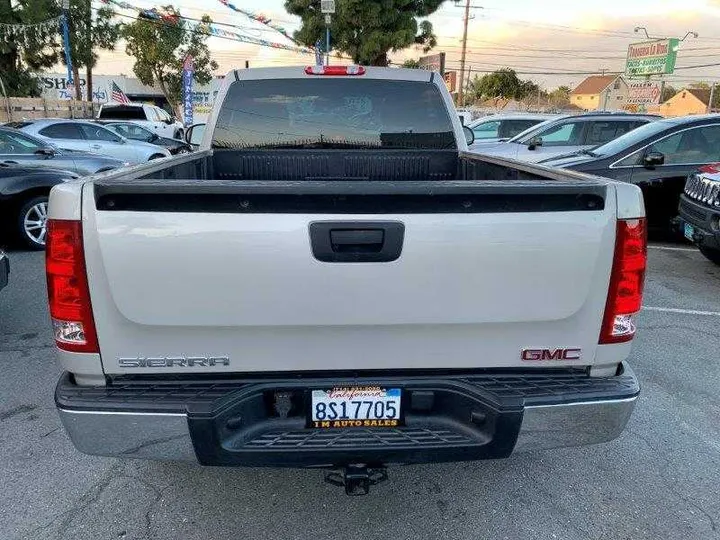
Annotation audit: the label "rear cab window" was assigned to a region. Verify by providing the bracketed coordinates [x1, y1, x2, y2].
[212, 78, 456, 150]
[98, 106, 147, 120]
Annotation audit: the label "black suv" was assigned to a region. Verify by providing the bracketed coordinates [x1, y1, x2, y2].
[678, 165, 720, 265]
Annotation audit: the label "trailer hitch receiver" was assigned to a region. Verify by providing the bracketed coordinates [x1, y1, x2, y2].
[325, 465, 388, 496]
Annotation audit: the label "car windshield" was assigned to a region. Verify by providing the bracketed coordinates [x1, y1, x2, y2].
[590, 120, 677, 157]
[507, 118, 559, 144]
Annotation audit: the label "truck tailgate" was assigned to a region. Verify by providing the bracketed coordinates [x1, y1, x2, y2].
[83, 180, 616, 374]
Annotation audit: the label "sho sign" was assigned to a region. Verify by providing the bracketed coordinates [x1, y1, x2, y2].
[625, 39, 679, 77]
[627, 81, 662, 105]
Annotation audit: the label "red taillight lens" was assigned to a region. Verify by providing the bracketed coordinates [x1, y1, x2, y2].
[599, 218, 647, 344]
[304, 65, 366, 76]
[46, 219, 98, 353]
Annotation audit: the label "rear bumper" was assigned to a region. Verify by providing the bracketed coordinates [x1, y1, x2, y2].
[56, 364, 639, 467]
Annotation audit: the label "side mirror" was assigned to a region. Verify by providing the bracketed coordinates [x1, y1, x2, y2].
[34, 147, 56, 157]
[643, 151, 665, 168]
[463, 125, 475, 146]
[185, 123, 206, 147]
[527, 136, 543, 150]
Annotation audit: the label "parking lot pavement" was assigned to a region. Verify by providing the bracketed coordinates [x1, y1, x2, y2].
[1, 247, 719, 540]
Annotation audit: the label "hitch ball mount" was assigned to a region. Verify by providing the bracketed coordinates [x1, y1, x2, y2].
[325, 464, 388, 496]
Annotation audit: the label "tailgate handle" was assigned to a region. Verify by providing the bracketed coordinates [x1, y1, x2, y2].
[310, 221, 405, 263]
[330, 229, 384, 249]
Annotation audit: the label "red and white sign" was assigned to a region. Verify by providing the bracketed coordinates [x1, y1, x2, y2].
[627, 81, 662, 105]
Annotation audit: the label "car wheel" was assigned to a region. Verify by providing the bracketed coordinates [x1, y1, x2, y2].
[17, 195, 49, 250]
[148, 154, 165, 160]
[699, 246, 720, 266]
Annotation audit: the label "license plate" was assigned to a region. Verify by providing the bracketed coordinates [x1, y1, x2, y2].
[309, 387, 402, 428]
[684, 223, 694, 241]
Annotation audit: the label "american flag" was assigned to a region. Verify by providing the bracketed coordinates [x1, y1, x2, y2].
[111, 81, 131, 104]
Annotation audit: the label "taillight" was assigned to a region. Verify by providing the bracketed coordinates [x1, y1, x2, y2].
[46, 219, 98, 353]
[304, 65, 366, 76]
[599, 218, 647, 344]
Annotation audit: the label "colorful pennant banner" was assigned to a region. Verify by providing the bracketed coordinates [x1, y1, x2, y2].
[99, 0, 313, 54]
[216, 0, 302, 46]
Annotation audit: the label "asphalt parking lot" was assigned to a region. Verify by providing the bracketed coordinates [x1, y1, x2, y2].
[1, 245, 719, 540]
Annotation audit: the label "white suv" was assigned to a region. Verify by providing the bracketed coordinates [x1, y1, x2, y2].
[97, 103, 184, 139]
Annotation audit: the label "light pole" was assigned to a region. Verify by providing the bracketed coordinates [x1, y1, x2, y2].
[60, 0, 74, 96]
[320, 0, 335, 66]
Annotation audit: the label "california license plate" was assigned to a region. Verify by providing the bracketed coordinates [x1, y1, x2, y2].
[684, 223, 694, 241]
[309, 387, 402, 428]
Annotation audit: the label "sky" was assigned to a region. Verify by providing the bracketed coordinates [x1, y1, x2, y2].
[86, 0, 720, 91]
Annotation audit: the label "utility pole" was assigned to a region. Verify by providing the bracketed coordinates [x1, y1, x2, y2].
[709, 82, 716, 113]
[457, 0, 471, 106]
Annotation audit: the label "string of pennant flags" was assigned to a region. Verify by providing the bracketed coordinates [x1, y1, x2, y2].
[99, 0, 314, 54]
[215, 0, 302, 46]
[0, 17, 63, 47]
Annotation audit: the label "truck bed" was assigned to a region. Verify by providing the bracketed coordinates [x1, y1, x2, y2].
[116, 148, 600, 184]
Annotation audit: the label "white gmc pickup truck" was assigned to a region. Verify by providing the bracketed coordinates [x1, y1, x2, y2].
[49, 66, 645, 495]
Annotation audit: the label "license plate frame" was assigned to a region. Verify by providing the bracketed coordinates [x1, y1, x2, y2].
[307, 386, 403, 429]
[684, 223, 695, 241]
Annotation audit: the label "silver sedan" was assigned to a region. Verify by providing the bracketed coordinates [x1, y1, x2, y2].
[7, 119, 171, 164]
[0, 126, 126, 175]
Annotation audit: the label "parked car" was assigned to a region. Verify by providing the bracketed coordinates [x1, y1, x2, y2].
[9, 119, 171, 164]
[468, 113, 558, 144]
[540, 115, 720, 232]
[0, 164, 79, 249]
[0, 126, 126, 175]
[677, 164, 720, 265]
[97, 103, 184, 139]
[470, 113, 658, 162]
[51, 65, 643, 495]
[98, 121, 193, 155]
[0, 250, 8, 292]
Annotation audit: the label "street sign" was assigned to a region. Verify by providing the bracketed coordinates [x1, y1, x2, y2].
[418, 53, 445, 76]
[627, 81, 662, 106]
[625, 39, 679, 77]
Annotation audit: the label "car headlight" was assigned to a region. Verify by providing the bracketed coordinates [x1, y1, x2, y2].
[123, 162, 131, 166]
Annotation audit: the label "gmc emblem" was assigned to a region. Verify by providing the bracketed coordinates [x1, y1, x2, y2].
[521, 348, 582, 361]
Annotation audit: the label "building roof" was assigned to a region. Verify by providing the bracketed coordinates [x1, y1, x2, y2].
[571, 75, 619, 95]
[679, 88, 711, 105]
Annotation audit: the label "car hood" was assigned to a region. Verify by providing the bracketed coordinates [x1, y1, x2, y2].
[0, 164, 79, 178]
[467, 141, 519, 157]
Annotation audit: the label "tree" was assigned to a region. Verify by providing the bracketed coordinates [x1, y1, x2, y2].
[402, 59, 421, 69]
[547, 85, 571, 107]
[66, 2, 121, 101]
[123, 6, 218, 119]
[285, 0, 445, 66]
[468, 69, 538, 102]
[0, 0, 61, 96]
[660, 84, 677, 102]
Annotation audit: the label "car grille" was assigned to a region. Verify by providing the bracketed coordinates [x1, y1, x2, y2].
[679, 198, 707, 223]
[242, 427, 475, 449]
[684, 174, 720, 208]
